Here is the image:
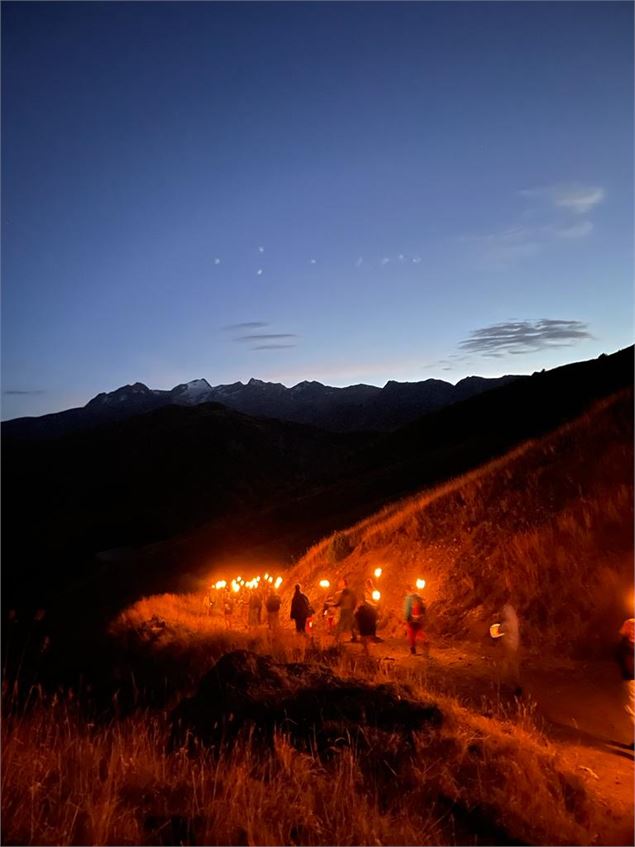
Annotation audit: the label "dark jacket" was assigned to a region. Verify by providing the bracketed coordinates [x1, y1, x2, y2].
[290, 591, 311, 621]
[354, 602, 378, 637]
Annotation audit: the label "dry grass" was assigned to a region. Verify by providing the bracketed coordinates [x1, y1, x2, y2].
[283, 390, 634, 654]
[2, 656, 611, 847]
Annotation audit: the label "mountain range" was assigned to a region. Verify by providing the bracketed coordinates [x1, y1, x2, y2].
[2, 346, 632, 613]
[3, 372, 522, 438]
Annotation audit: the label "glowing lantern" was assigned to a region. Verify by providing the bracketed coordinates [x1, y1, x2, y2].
[215, 580, 227, 590]
[274, 577, 283, 589]
[490, 623, 503, 639]
[371, 590, 381, 602]
[374, 567, 382, 578]
[416, 578, 426, 591]
[319, 579, 330, 588]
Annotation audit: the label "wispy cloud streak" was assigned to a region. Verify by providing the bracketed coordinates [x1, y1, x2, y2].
[459, 319, 592, 355]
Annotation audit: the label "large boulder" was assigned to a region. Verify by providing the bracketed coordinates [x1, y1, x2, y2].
[170, 650, 442, 759]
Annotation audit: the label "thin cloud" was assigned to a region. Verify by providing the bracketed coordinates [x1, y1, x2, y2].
[309, 258, 317, 265]
[381, 257, 390, 265]
[3, 389, 46, 395]
[252, 344, 297, 350]
[223, 321, 268, 331]
[355, 256, 363, 267]
[554, 220, 594, 239]
[256, 269, 263, 276]
[213, 257, 221, 265]
[412, 256, 422, 264]
[234, 333, 298, 343]
[258, 246, 265, 253]
[459, 319, 592, 355]
[519, 184, 605, 215]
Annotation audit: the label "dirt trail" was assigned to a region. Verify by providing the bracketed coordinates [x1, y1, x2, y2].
[337, 635, 634, 845]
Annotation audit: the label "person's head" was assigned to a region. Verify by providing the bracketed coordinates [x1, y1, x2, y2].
[294, 583, 301, 593]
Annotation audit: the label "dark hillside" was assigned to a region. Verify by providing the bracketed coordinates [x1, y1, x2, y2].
[2, 347, 632, 614]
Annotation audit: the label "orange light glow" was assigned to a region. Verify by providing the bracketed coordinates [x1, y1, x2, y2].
[274, 576, 283, 589]
[214, 580, 227, 590]
[416, 578, 426, 590]
[374, 567, 382, 578]
[319, 579, 330, 588]
[371, 590, 381, 602]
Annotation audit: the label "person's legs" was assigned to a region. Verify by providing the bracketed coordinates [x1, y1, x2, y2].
[407, 623, 418, 654]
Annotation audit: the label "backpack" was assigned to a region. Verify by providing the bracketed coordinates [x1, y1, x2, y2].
[410, 596, 425, 623]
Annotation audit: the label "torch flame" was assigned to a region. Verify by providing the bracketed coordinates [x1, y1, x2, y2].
[274, 576, 282, 589]
[319, 579, 330, 588]
[231, 580, 240, 593]
[416, 578, 426, 590]
[374, 567, 382, 578]
[371, 590, 381, 602]
[215, 580, 227, 590]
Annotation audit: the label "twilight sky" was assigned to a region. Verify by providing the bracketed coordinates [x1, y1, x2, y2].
[2, 1, 633, 419]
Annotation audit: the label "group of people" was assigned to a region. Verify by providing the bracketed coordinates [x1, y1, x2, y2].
[208, 585, 283, 631]
[209, 578, 635, 742]
[290, 579, 428, 656]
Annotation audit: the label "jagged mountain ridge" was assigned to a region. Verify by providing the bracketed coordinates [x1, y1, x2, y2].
[3, 372, 522, 438]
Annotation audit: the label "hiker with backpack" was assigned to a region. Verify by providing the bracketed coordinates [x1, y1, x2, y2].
[404, 586, 428, 656]
[265, 588, 282, 631]
[334, 578, 357, 644]
[290, 583, 313, 635]
[354, 598, 378, 656]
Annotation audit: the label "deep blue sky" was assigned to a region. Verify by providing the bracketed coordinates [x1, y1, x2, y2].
[2, 1, 633, 419]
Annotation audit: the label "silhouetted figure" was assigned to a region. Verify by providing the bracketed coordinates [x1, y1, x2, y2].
[498, 603, 521, 696]
[354, 601, 378, 656]
[265, 590, 281, 631]
[290, 584, 312, 635]
[334, 578, 357, 644]
[248, 590, 262, 627]
[223, 591, 234, 629]
[404, 586, 427, 656]
[617, 618, 635, 748]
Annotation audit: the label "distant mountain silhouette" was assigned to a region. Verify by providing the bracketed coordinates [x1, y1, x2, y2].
[2, 372, 522, 439]
[2, 347, 632, 615]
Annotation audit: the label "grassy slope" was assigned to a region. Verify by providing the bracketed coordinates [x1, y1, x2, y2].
[1, 637, 614, 847]
[285, 389, 634, 655]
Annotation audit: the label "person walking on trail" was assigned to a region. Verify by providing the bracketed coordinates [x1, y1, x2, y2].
[497, 603, 522, 697]
[265, 589, 281, 632]
[354, 599, 378, 656]
[334, 578, 357, 644]
[616, 617, 635, 748]
[290, 584, 313, 635]
[248, 590, 262, 628]
[223, 591, 234, 629]
[404, 586, 427, 656]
